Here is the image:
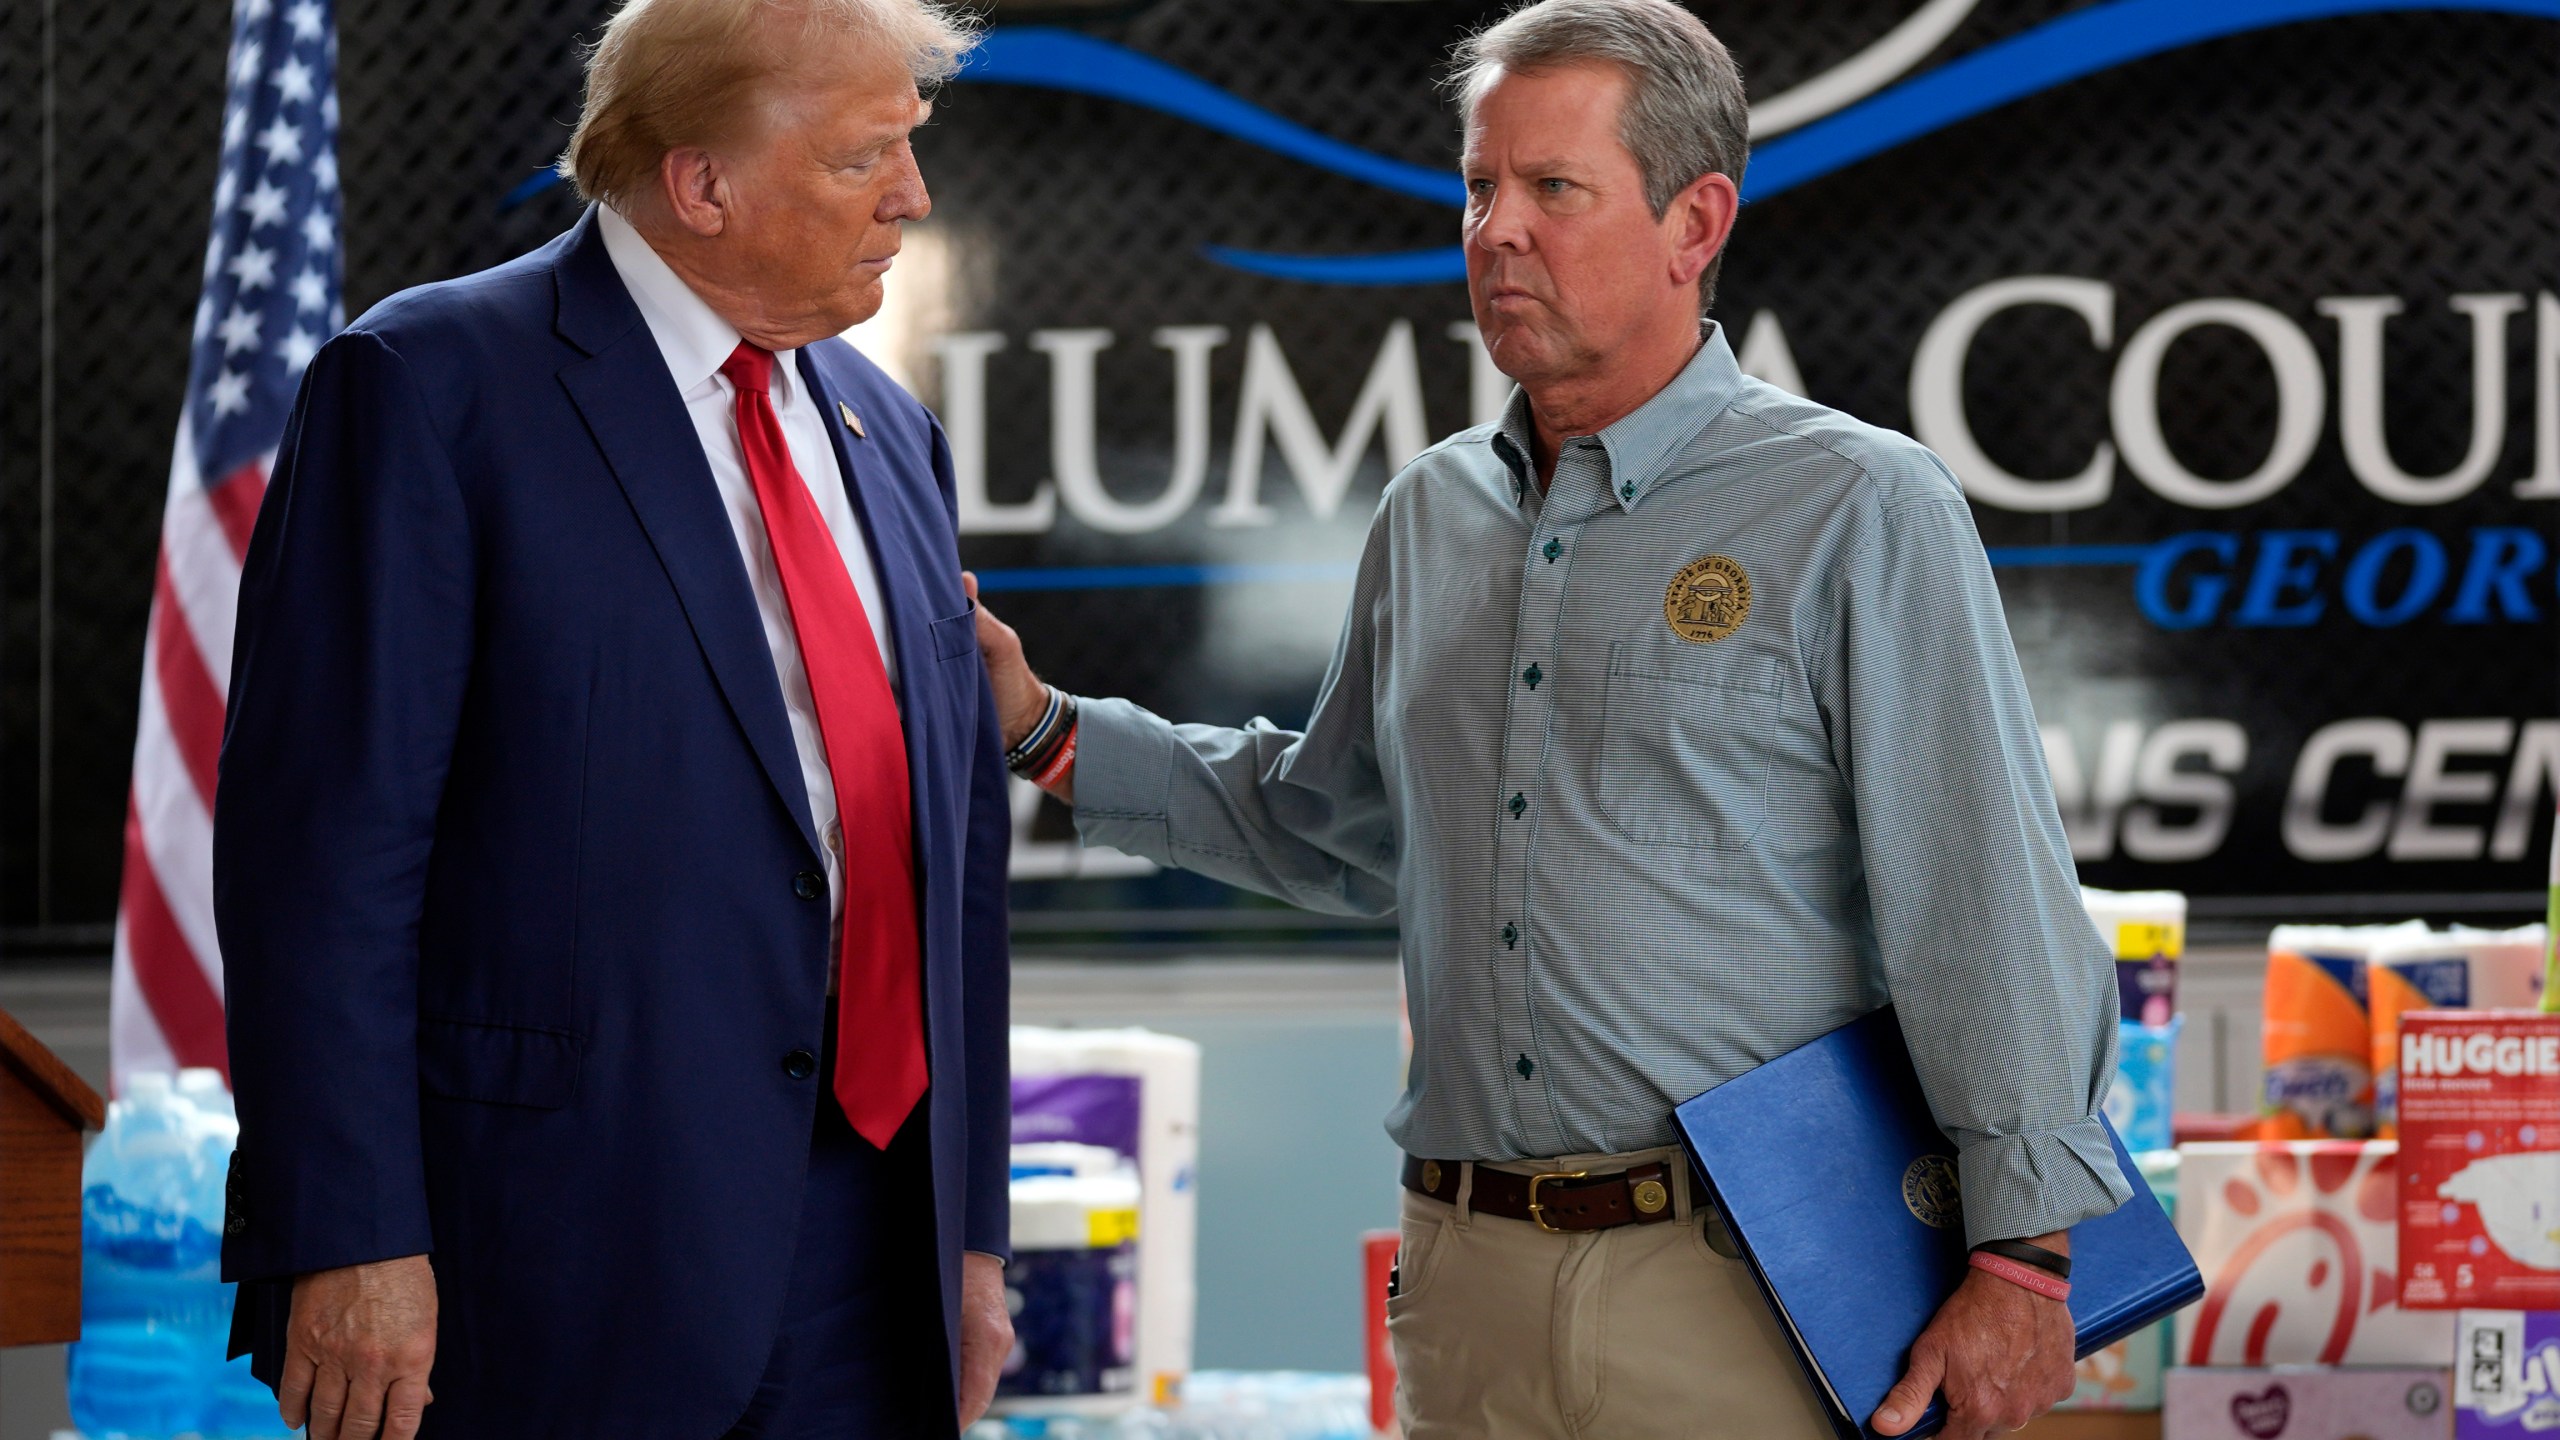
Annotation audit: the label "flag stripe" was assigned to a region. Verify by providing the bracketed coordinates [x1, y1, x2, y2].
[162, 428, 249, 684]
[131, 635, 226, 978]
[152, 554, 229, 814]
[207, 464, 266, 561]
[116, 799, 230, 1076]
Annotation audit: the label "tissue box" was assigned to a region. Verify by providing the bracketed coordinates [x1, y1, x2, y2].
[2176, 1143, 2453, 1366]
[2164, 1367, 2451, 1440]
[2453, 1310, 2560, 1436]
[2396, 1013, 2560, 1312]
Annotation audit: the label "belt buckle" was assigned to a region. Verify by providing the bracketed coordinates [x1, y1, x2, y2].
[1525, 1169, 1590, 1233]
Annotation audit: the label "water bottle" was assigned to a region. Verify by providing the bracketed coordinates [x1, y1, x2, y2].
[68, 1072, 225, 1436]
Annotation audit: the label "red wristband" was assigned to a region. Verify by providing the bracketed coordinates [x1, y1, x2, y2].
[1031, 722, 1079, 792]
[1969, 1250, 2071, 1302]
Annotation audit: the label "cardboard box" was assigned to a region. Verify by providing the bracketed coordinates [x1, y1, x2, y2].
[2177, 1143, 2453, 1366]
[2396, 1013, 2560, 1311]
[2452, 1310, 2560, 1436]
[2163, 1367, 2451, 1440]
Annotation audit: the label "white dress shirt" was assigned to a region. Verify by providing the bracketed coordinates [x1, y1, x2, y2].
[600, 204, 897, 957]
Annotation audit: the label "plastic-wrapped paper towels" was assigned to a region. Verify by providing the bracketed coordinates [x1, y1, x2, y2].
[2367, 923, 2546, 1135]
[2255, 921, 2548, 1139]
[1011, 1027, 1202, 1407]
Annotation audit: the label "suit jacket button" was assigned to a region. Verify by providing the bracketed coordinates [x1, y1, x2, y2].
[792, 871, 824, 901]
[783, 1048, 818, 1080]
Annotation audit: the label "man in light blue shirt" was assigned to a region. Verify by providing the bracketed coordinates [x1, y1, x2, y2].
[974, 2, 2125, 1435]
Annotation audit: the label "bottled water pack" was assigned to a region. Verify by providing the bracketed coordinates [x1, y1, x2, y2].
[67, 1068, 284, 1440]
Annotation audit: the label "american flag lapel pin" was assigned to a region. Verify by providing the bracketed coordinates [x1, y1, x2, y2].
[837, 401, 866, 439]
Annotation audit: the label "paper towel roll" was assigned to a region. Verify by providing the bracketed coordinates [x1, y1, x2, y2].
[1010, 1027, 1201, 1407]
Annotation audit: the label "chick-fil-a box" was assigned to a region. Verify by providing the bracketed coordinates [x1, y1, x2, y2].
[2397, 1012, 2560, 1311]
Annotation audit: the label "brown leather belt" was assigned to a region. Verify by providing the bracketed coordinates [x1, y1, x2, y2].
[1401, 1154, 1680, 1232]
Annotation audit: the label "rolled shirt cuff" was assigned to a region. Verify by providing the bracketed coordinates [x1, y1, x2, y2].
[1068, 696, 1179, 862]
[1953, 1115, 2133, 1247]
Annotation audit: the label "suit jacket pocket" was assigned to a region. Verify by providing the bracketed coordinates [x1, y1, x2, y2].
[417, 1017, 584, 1109]
[930, 605, 978, 662]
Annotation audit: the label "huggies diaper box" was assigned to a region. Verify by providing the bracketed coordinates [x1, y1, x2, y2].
[2396, 1013, 2560, 1312]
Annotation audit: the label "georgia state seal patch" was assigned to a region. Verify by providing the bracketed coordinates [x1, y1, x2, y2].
[1665, 554, 1750, 642]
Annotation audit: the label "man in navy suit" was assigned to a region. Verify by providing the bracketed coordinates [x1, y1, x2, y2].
[213, 1, 1011, 1436]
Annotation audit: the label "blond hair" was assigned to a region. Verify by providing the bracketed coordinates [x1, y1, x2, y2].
[560, 0, 979, 207]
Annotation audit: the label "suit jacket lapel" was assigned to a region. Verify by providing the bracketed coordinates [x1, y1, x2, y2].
[553, 211, 821, 856]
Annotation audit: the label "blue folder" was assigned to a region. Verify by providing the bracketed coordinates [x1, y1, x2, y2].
[1671, 1005, 2201, 1440]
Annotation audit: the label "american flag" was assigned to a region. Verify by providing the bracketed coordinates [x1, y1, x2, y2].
[111, 0, 343, 1094]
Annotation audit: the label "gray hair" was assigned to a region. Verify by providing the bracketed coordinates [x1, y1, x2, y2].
[1450, 0, 1749, 311]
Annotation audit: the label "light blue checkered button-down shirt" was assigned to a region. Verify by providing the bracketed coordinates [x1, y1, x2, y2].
[1072, 323, 2131, 1245]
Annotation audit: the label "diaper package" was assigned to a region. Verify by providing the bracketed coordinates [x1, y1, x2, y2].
[2397, 1011, 2560, 1311]
[2262, 924, 2424, 1140]
[2455, 1309, 2560, 1436]
[2106, 1016, 2182, 1155]
[2085, 887, 2187, 1025]
[2371, 926, 2549, 1135]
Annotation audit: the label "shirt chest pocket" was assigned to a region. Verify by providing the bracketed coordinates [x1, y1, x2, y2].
[1598, 643, 1779, 848]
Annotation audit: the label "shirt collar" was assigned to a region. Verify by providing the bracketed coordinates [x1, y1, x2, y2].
[1491, 320, 1745, 515]
[597, 203, 803, 406]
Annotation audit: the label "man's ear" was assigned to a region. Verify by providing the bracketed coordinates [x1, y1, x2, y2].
[1664, 170, 1739, 290]
[658, 147, 728, 238]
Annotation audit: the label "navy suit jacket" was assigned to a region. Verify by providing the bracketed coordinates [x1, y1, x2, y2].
[214, 207, 1011, 1438]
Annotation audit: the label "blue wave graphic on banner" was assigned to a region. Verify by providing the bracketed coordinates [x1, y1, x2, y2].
[1171, 0, 2560, 284]
[506, 0, 2559, 279]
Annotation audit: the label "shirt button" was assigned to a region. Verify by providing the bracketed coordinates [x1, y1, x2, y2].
[1619, 481, 1636, 501]
[1523, 663, 1542, 690]
[1543, 538, 1562, 562]
[1507, 792, 1527, 819]
[782, 1048, 818, 1080]
[1516, 1054, 1537, 1079]
[824, 820, 844, 853]
[1500, 922, 1518, 949]
[792, 871, 824, 901]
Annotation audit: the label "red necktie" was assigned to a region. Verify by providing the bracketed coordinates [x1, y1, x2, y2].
[720, 342, 926, 1149]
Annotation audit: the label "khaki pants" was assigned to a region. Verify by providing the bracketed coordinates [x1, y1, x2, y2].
[1385, 1147, 1836, 1440]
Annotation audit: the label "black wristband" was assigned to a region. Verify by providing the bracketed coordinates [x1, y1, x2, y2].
[1972, 1237, 2071, 1280]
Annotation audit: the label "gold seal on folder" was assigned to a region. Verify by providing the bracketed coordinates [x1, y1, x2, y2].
[1900, 1154, 1962, 1229]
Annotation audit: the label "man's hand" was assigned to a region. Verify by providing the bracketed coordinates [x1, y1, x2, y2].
[955, 1251, 1013, 1429]
[282, 1254, 438, 1440]
[1872, 1239, 2076, 1439]
[963, 573, 1050, 750]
